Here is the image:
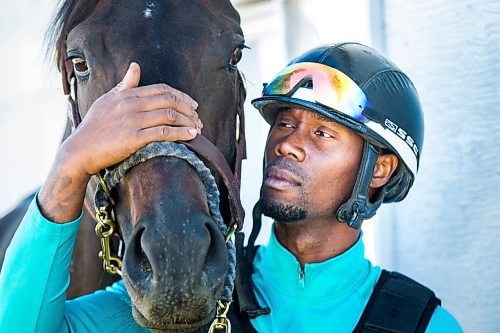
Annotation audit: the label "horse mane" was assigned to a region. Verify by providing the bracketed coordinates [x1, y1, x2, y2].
[46, 0, 101, 69]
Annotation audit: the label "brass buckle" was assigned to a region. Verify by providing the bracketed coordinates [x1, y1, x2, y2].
[225, 223, 237, 243]
[208, 300, 232, 333]
[95, 207, 122, 276]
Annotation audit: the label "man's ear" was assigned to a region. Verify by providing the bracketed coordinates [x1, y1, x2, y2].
[370, 151, 399, 189]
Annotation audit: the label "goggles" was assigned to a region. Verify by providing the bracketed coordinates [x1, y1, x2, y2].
[262, 62, 369, 123]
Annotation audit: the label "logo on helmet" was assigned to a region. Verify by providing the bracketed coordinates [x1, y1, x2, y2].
[384, 119, 419, 157]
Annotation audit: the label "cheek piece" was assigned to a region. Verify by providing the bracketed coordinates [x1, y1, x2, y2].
[336, 142, 380, 229]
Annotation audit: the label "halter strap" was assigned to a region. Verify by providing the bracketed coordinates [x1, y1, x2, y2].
[184, 136, 244, 230]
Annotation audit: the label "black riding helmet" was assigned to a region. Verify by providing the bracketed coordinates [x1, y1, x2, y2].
[252, 42, 424, 229]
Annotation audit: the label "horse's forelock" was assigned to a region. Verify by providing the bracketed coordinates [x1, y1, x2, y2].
[46, 0, 101, 70]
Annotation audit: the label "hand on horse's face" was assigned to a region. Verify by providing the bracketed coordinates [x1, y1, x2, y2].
[38, 63, 202, 223]
[62, 62, 203, 177]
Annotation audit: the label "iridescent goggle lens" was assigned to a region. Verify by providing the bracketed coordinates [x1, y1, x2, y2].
[263, 62, 369, 122]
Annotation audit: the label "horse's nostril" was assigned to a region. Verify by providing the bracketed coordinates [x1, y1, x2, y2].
[125, 227, 154, 290]
[202, 220, 228, 282]
[138, 236, 153, 274]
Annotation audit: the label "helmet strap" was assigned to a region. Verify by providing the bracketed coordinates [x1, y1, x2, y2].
[336, 142, 382, 229]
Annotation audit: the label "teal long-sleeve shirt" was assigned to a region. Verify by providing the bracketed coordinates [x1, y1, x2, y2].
[0, 197, 462, 332]
[250, 227, 463, 333]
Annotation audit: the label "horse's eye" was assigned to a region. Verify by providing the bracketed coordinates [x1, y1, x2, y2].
[71, 57, 90, 77]
[229, 47, 243, 66]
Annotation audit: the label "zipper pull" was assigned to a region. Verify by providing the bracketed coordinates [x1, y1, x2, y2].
[299, 269, 305, 288]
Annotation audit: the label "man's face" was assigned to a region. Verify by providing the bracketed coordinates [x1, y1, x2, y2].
[260, 107, 364, 223]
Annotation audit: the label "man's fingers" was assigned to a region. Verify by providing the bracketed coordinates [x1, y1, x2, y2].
[138, 108, 197, 129]
[112, 62, 141, 93]
[121, 83, 198, 109]
[138, 125, 198, 143]
[125, 93, 200, 123]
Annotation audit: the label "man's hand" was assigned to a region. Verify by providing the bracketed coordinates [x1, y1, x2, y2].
[38, 62, 202, 223]
[65, 62, 202, 176]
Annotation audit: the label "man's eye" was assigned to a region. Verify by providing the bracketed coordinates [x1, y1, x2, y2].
[315, 130, 333, 138]
[279, 122, 294, 128]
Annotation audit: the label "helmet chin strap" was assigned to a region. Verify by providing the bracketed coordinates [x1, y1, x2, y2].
[336, 141, 382, 229]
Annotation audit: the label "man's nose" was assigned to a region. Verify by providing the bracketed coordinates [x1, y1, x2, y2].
[274, 129, 306, 162]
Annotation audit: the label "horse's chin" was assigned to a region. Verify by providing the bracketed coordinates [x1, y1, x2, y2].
[132, 303, 214, 333]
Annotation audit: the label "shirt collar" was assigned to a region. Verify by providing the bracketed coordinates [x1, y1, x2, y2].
[256, 225, 370, 298]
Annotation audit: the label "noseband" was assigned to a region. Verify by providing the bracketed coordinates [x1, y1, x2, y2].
[61, 58, 246, 332]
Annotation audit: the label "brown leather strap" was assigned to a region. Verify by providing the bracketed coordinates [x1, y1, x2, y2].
[184, 135, 244, 230]
[234, 79, 247, 193]
[61, 58, 72, 95]
[67, 95, 82, 130]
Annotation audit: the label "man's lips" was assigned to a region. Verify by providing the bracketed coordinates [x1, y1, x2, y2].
[264, 165, 303, 189]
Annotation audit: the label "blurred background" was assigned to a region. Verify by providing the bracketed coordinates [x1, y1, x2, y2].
[1, 0, 499, 331]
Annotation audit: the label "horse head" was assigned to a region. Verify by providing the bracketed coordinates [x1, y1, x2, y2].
[50, 0, 245, 331]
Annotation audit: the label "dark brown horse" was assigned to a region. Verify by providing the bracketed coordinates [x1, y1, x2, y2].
[0, 0, 246, 331]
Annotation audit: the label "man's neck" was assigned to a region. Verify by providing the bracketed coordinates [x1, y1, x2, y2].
[274, 218, 360, 268]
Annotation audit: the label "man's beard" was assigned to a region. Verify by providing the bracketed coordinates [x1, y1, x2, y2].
[260, 192, 308, 223]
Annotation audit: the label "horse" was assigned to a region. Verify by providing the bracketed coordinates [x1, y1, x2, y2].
[0, 0, 247, 331]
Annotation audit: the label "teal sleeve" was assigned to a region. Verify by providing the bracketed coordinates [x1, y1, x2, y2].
[0, 196, 82, 332]
[0, 196, 147, 333]
[63, 280, 146, 332]
[426, 305, 463, 333]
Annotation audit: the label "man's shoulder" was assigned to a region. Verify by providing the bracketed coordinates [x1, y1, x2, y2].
[356, 270, 462, 333]
[426, 306, 463, 333]
[374, 271, 462, 333]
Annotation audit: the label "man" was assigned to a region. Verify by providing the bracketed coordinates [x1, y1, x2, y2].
[0, 43, 461, 332]
[236, 42, 462, 332]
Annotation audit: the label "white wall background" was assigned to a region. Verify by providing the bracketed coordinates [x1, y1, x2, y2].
[0, 0, 66, 217]
[377, 0, 500, 331]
